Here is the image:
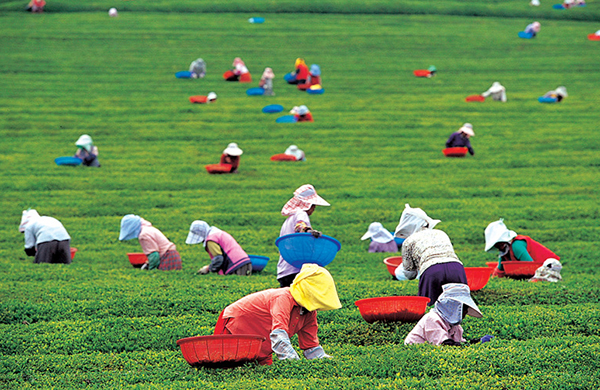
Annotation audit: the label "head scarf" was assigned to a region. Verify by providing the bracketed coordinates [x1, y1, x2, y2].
[289, 264, 342, 311]
[289, 106, 299, 115]
[281, 184, 330, 216]
[394, 204, 441, 238]
[309, 64, 321, 76]
[284, 145, 304, 160]
[434, 283, 482, 325]
[185, 220, 222, 247]
[75, 134, 94, 152]
[459, 123, 475, 137]
[488, 82, 505, 94]
[232, 57, 245, 67]
[428, 65, 437, 72]
[361, 222, 395, 243]
[223, 142, 243, 156]
[297, 105, 309, 116]
[555, 86, 567, 97]
[261, 67, 275, 80]
[295, 58, 306, 68]
[484, 219, 517, 252]
[532, 22, 541, 32]
[119, 214, 142, 241]
[19, 209, 41, 232]
[530, 258, 563, 282]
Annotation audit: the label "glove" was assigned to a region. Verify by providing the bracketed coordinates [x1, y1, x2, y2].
[270, 329, 300, 361]
[303, 345, 332, 360]
[394, 263, 417, 281]
[480, 335, 494, 343]
[147, 252, 161, 270]
[197, 265, 210, 275]
[209, 255, 224, 272]
[309, 229, 322, 238]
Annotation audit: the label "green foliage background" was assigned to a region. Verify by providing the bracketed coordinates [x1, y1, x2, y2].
[1, 1, 599, 389]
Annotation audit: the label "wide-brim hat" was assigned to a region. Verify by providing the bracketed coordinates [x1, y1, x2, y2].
[484, 219, 517, 252]
[281, 184, 330, 216]
[361, 222, 394, 243]
[223, 142, 243, 156]
[435, 283, 482, 325]
[460, 125, 475, 137]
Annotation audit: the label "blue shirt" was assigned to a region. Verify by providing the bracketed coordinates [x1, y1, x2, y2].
[24, 217, 70, 249]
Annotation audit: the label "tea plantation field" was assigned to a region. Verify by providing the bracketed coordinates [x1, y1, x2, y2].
[1, 2, 599, 389]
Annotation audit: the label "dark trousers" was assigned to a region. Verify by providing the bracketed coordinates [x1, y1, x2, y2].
[35, 240, 71, 264]
[418, 262, 467, 306]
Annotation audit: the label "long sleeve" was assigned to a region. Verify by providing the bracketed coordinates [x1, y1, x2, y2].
[512, 240, 534, 262]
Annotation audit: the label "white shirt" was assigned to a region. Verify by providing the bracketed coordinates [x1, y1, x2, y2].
[24, 216, 70, 249]
[277, 210, 311, 278]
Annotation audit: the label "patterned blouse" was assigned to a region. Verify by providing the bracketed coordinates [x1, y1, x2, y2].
[401, 229, 462, 275]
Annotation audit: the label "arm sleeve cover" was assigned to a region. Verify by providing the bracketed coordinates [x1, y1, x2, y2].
[270, 329, 300, 361]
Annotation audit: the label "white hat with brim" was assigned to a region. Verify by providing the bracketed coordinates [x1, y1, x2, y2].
[361, 222, 395, 243]
[186, 220, 210, 245]
[460, 126, 475, 137]
[223, 143, 243, 156]
[484, 219, 517, 252]
[435, 283, 482, 325]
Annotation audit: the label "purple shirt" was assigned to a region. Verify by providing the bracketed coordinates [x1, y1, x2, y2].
[368, 240, 398, 253]
[445, 132, 474, 155]
[277, 210, 311, 279]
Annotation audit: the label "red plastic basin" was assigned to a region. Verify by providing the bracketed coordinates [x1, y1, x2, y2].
[443, 147, 468, 157]
[270, 153, 297, 161]
[503, 261, 543, 278]
[177, 334, 265, 368]
[588, 34, 600, 41]
[205, 163, 233, 174]
[465, 94, 485, 102]
[464, 267, 493, 291]
[70, 247, 78, 260]
[355, 296, 430, 323]
[383, 256, 403, 277]
[486, 261, 498, 269]
[127, 253, 147, 268]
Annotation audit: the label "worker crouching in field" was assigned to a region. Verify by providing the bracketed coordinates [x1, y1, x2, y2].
[214, 264, 341, 365]
[484, 219, 560, 278]
[220, 143, 243, 173]
[291, 105, 314, 122]
[445, 123, 475, 156]
[74, 134, 100, 167]
[394, 204, 467, 306]
[405, 283, 493, 346]
[20, 209, 72, 264]
[119, 214, 182, 271]
[277, 184, 330, 287]
[360, 222, 398, 253]
[481, 81, 507, 102]
[186, 220, 252, 276]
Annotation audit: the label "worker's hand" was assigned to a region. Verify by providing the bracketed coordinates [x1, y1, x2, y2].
[309, 229, 322, 238]
[480, 335, 494, 343]
[197, 265, 210, 275]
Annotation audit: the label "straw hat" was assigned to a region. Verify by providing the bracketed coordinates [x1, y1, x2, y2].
[223, 143, 243, 156]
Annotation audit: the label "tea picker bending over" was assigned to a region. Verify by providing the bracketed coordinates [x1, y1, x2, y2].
[119, 214, 182, 270]
[186, 220, 252, 276]
[405, 284, 493, 346]
[394, 204, 467, 306]
[20, 209, 72, 264]
[214, 264, 342, 365]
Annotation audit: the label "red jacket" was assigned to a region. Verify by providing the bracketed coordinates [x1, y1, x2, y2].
[295, 63, 309, 80]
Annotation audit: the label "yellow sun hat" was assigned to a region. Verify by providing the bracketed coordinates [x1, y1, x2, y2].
[290, 264, 342, 312]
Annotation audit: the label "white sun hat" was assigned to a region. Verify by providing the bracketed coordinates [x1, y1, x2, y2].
[459, 123, 475, 137]
[297, 105, 309, 115]
[484, 219, 517, 252]
[361, 222, 395, 243]
[223, 142, 243, 156]
[555, 86, 567, 97]
[19, 209, 40, 232]
[434, 283, 482, 325]
[207, 92, 217, 101]
[108, 8, 118, 17]
[394, 204, 441, 238]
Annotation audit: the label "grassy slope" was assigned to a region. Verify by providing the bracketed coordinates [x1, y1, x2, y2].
[1, 10, 599, 390]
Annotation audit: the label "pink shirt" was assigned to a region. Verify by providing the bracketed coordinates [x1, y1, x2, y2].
[277, 210, 311, 278]
[404, 310, 465, 345]
[138, 220, 176, 256]
[223, 288, 319, 363]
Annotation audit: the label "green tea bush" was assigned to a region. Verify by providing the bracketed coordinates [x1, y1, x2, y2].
[1, 8, 599, 390]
